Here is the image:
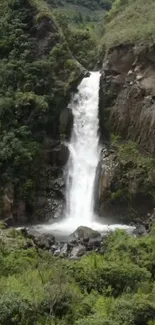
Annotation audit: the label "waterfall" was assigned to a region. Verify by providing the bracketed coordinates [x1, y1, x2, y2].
[65, 71, 101, 224]
[35, 71, 135, 236]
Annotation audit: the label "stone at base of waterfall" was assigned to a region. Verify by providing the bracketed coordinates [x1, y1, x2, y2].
[72, 226, 101, 241]
[70, 244, 86, 258]
[54, 248, 61, 256]
[33, 235, 55, 250]
[23, 228, 55, 250]
[4, 217, 14, 227]
[87, 236, 102, 249]
[133, 224, 147, 236]
[60, 243, 69, 257]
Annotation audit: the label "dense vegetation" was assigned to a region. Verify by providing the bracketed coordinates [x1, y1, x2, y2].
[102, 0, 155, 49]
[48, 0, 114, 10]
[0, 226, 155, 324]
[48, 0, 114, 46]
[0, 0, 86, 215]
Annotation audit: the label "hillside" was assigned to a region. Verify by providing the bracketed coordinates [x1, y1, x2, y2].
[48, 0, 114, 26]
[102, 0, 155, 49]
[0, 0, 85, 223]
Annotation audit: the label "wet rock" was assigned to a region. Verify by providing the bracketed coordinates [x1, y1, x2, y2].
[23, 239, 34, 249]
[13, 200, 26, 224]
[33, 234, 55, 250]
[4, 217, 14, 227]
[82, 237, 89, 244]
[60, 243, 68, 257]
[72, 226, 101, 241]
[133, 225, 147, 236]
[51, 244, 58, 253]
[54, 248, 61, 256]
[70, 244, 86, 258]
[60, 107, 73, 140]
[68, 236, 78, 245]
[88, 236, 102, 249]
[34, 237, 51, 249]
[48, 143, 69, 168]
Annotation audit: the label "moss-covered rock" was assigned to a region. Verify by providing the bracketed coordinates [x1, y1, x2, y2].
[98, 141, 155, 225]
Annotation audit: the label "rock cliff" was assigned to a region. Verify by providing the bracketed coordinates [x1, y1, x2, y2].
[98, 44, 155, 224]
[100, 45, 155, 154]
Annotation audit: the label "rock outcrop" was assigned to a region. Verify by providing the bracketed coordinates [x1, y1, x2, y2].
[99, 44, 155, 154]
[97, 148, 155, 224]
[98, 45, 155, 223]
[22, 225, 103, 258]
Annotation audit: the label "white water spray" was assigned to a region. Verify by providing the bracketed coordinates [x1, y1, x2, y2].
[65, 71, 101, 224]
[33, 72, 135, 236]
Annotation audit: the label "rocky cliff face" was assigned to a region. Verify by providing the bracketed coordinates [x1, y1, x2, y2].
[98, 44, 155, 225]
[99, 44, 155, 153]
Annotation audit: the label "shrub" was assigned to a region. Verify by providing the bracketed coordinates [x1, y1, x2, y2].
[0, 292, 37, 325]
[68, 254, 151, 296]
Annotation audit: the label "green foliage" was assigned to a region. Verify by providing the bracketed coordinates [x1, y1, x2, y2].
[0, 229, 155, 324]
[0, 0, 82, 208]
[48, 0, 114, 11]
[107, 0, 128, 19]
[67, 254, 150, 296]
[107, 140, 155, 206]
[102, 0, 155, 49]
[0, 292, 36, 325]
[49, 0, 115, 69]
[54, 12, 98, 69]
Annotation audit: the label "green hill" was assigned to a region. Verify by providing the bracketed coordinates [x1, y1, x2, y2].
[102, 0, 155, 50]
[47, 0, 114, 27]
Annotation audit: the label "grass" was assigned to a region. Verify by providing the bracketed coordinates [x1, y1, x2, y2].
[102, 0, 155, 49]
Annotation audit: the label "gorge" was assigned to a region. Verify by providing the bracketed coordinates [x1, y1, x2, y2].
[0, 1, 155, 324]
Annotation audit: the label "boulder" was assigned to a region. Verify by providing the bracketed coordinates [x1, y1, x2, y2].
[72, 226, 101, 241]
[54, 248, 61, 256]
[88, 236, 102, 249]
[133, 225, 147, 236]
[48, 143, 69, 167]
[70, 244, 86, 258]
[20, 227, 29, 237]
[4, 217, 14, 227]
[51, 244, 58, 253]
[33, 234, 55, 250]
[60, 243, 69, 257]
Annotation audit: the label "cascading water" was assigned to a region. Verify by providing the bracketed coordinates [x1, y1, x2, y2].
[33, 71, 135, 236]
[65, 71, 101, 225]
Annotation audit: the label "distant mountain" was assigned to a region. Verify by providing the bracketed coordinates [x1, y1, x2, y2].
[48, 0, 114, 10]
[47, 0, 114, 26]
